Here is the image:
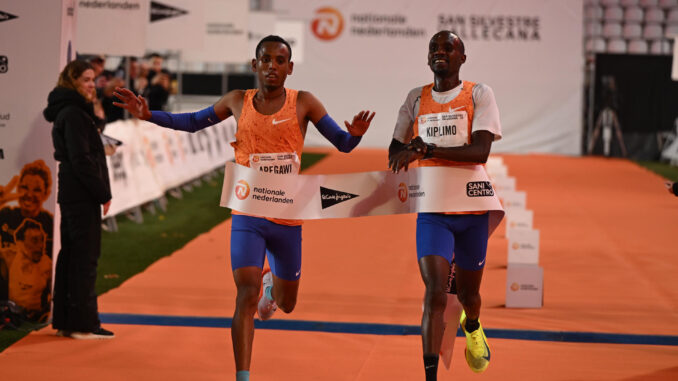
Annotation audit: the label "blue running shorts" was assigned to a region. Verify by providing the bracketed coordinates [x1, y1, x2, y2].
[416, 212, 489, 271]
[230, 214, 302, 281]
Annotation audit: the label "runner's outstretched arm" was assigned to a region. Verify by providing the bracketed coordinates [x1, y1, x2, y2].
[113, 87, 237, 132]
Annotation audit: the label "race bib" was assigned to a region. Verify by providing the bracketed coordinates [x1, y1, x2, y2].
[249, 152, 300, 175]
[417, 110, 469, 147]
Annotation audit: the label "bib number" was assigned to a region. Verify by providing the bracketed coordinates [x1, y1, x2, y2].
[417, 110, 469, 147]
[249, 152, 300, 175]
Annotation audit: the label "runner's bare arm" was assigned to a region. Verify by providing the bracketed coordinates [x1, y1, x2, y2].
[389, 131, 494, 173]
[213, 90, 245, 121]
[409, 130, 494, 163]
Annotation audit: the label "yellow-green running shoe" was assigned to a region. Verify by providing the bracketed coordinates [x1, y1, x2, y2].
[460, 310, 490, 373]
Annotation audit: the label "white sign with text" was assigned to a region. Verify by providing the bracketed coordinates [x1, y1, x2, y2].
[506, 264, 543, 308]
[508, 228, 540, 264]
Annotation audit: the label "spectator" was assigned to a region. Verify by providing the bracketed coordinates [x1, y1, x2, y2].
[101, 76, 126, 123]
[43, 59, 114, 340]
[145, 69, 171, 111]
[146, 52, 164, 84]
[89, 55, 105, 79]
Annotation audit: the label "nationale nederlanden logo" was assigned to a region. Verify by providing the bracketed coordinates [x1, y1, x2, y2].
[398, 182, 408, 203]
[311, 7, 344, 41]
[235, 179, 250, 200]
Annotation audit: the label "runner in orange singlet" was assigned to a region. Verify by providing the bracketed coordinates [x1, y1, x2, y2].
[114, 35, 374, 381]
[389, 31, 501, 380]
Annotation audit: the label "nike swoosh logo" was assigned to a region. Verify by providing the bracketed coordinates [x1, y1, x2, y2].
[449, 106, 465, 113]
[478, 259, 485, 266]
[295, 270, 301, 277]
[272, 118, 291, 125]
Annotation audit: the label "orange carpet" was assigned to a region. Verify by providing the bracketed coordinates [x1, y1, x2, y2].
[1, 150, 677, 381]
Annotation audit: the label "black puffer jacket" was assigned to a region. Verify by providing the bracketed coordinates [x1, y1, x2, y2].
[43, 87, 111, 205]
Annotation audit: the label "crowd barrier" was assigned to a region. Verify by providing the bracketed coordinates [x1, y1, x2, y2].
[102, 117, 236, 218]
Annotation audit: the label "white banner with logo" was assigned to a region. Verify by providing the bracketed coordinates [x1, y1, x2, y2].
[0, 0, 76, 320]
[182, 0, 249, 64]
[274, 0, 583, 155]
[103, 118, 235, 216]
[220, 162, 504, 234]
[77, 0, 149, 56]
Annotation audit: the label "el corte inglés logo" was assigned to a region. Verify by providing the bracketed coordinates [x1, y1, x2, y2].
[235, 179, 250, 200]
[311, 7, 344, 41]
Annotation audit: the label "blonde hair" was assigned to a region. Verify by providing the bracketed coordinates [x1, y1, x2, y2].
[57, 60, 94, 100]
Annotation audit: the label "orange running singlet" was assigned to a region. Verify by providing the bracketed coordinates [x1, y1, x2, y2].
[231, 88, 304, 226]
[413, 81, 485, 215]
[413, 81, 476, 168]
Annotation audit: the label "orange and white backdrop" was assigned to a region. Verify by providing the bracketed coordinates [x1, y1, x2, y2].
[273, 0, 584, 155]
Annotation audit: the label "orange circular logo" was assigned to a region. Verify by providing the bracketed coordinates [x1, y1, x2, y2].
[398, 182, 408, 203]
[235, 179, 250, 200]
[311, 7, 344, 41]
[252, 155, 260, 163]
[510, 221, 516, 228]
[512, 242, 520, 250]
[510, 282, 520, 292]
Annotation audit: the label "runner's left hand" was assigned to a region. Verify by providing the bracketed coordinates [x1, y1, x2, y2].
[345, 110, 375, 137]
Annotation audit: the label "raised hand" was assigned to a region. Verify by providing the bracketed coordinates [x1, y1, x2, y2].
[345, 110, 375, 137]
[112, 87, 152, 120]
[0, 175, 19, 208]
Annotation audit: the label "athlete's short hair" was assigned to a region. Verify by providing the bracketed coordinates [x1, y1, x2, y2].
[255, 35, 292, 61]
[432, 30, 465, 54]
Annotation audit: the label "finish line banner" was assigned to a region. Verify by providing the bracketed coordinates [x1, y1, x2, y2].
[220, 162, 504, 234]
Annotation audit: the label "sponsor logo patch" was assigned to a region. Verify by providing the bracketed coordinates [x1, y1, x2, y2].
[235, 179, 250, 200]
[311, 7, 344, 41]
[0, 10, 18, 23]
[397, 182, 408, 203]
[150, 1, 188, 22]
[466, 181, 493, 197]
[320, 186, 358, 209]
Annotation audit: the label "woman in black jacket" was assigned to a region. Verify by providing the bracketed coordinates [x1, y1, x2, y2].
[43, 60, 114, 339]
